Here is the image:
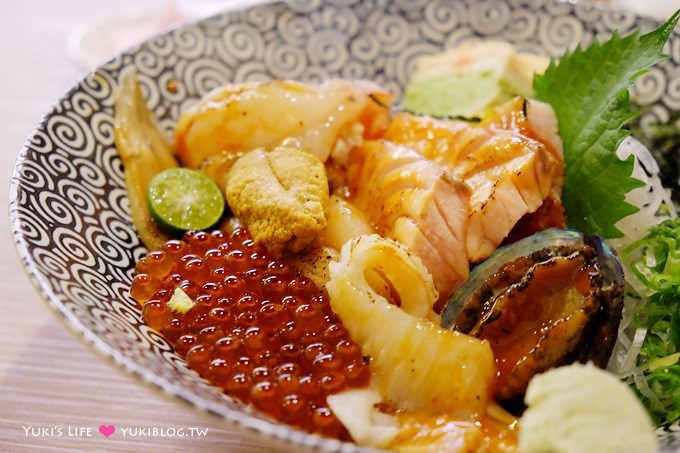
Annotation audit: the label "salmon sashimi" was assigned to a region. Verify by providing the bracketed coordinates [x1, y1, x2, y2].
[384, 101, 563, 262]
[482, 97, 564, 196]
[478, 97, 566, 244]
[347, 140, 471, 299]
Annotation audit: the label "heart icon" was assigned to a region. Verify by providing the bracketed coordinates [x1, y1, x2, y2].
[98, 425, 116, 438]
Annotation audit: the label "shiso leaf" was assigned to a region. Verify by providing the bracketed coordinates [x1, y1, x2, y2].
[533, 11, 680, 238]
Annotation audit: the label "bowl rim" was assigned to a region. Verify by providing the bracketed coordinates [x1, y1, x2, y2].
[6, 0, 672, 451]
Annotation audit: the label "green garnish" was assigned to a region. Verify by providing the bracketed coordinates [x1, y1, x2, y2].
[646, 352, 680, 372]
[147, 168, 225, 233]
[534, 11, 680, 238]
[167, 287, 195, 314]
[624, 218, 680, 424]
[625, 219, 680, 292]
[632, 287, 680, 425]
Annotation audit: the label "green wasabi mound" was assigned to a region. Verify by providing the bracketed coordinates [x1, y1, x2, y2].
[402, 41, 548, 118]
[403, 71, 506, 118]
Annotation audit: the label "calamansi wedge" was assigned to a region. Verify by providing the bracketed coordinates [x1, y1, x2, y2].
[147, 168, 224, 233]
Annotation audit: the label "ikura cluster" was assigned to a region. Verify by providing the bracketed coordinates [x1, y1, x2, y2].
[129, 228, 370, 438]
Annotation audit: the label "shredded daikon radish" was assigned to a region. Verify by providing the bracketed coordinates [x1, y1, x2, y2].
[611, 137, 676, 249]
[606, 137, 676, 392]
[633, 365, 664, 412]
[613, 327, 648, 378]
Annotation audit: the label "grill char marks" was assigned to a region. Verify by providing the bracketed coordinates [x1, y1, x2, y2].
[348, 141, 471, 301]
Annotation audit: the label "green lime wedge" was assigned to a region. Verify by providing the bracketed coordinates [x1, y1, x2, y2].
[147, 168, 225, 233]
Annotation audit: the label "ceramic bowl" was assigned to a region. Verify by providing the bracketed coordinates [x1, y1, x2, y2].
[10, 0, 680, 450]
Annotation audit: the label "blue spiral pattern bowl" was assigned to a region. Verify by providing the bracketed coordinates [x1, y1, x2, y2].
[9, 0, 680, 450]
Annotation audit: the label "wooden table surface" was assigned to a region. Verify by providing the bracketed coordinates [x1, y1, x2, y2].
[1, 1, 678, 452]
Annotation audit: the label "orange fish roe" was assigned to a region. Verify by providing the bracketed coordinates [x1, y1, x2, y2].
[130, 228, 370, 439]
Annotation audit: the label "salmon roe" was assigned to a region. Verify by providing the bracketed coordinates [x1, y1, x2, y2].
[130, 228, 370, 439]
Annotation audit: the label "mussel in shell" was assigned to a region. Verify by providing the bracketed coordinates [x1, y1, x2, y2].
[441, 229, 624, 411]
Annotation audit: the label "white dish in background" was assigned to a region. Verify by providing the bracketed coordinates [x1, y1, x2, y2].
[67, 0, 266, 69]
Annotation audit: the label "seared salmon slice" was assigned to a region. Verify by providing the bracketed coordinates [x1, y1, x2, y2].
[482, 97, 564, 195]
[347, 141, 471, 298]
[384, 104, 562, 262]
